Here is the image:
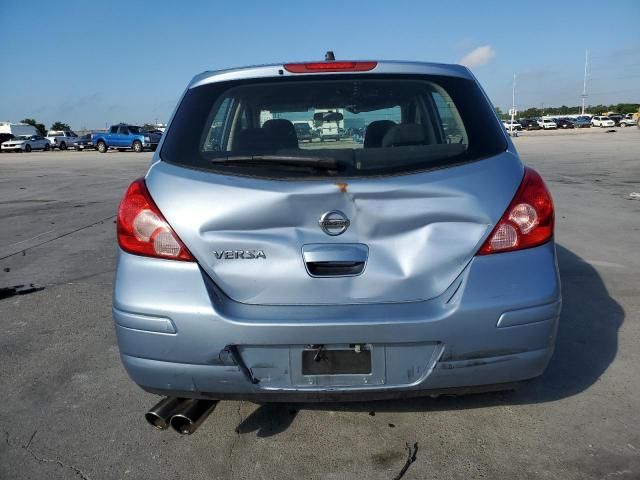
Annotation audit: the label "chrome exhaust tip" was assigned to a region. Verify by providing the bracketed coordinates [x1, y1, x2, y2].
[170, 399, 218, 435]
[145, 397, 187, 430]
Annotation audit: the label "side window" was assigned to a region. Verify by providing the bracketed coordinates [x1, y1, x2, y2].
[118, 126, 129, 135]
[110, 126, 118, 134]
[203, 97, 232, 151]
[431, 90, 466, 144]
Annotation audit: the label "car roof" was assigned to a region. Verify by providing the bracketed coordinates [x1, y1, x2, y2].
[189, 60, 473, 89]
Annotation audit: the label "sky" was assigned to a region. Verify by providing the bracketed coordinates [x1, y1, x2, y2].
[0, 0, 638, 130]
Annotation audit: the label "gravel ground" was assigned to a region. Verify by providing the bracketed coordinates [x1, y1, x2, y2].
[1, 128, 639, 479]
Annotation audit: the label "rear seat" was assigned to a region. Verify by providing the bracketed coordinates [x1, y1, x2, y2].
[234, 119, 299, 153]
[363, 120, 396, 148]
[381, 124, 427, 147]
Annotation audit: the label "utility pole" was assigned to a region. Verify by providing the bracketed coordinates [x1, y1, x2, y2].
[581, 49, 589, 115]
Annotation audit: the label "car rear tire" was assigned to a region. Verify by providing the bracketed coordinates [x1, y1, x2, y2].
[60, 141, 67, 150]
[132, 141, 143, 153]
[44, 143, 50, 151]
[97, 141, 107, 153]
[25, 144, 32, 152]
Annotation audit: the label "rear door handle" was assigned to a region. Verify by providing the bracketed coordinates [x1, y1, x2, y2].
[302, 244, 368, 277]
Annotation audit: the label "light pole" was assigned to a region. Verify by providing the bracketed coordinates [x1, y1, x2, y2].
[581, 49, 589, 115]
[509, 73, 517, 136]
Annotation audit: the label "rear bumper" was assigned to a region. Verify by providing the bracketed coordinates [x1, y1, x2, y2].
[113, 242, 561, 400]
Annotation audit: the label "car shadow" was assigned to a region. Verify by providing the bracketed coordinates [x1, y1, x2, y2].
[235, 245, 623, 437]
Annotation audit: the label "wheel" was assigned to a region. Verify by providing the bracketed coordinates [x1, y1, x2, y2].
[132, 140, 143, 153]
[44, 143, 50, 151]
[97, 141, 107, 153]
[25, 144, 32, 152]
[59, 141, 67, 150]
[620, 123, 626, 127]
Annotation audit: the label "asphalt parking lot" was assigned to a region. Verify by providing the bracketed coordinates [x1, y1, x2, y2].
[1, 128, 639, 479]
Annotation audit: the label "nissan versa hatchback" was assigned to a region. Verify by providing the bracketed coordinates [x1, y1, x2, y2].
[113, 58, 561, 434]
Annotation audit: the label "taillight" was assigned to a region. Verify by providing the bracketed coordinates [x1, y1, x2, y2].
[117, 178, 194, 261]
[283, 61, 377, 73]
[478, 167, 554, 255]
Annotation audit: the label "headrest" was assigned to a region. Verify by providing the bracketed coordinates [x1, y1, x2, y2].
[364, 120, 396, 148]
[262, 119, 298, 149]
[381, 124, 426, 147]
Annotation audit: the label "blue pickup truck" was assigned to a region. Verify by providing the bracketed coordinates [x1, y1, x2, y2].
[92, 124, 161, 153]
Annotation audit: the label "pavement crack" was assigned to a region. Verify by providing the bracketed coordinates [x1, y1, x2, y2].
[24, 430, 37, 449]
[0, 214, 116, 261]
[392, 442, 418, 480]
[4, 429, 91, 480]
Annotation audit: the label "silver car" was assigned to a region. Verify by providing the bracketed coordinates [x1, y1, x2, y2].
[113, 59, 560, 433]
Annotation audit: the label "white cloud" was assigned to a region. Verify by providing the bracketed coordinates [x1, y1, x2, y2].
[459, 45, 496, 68]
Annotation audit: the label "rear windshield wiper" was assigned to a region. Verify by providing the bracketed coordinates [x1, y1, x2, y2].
[210, 155, 342, 171]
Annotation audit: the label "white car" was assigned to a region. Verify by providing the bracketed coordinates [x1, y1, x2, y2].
[619, 115, 638, 127]
[537, 119, 557, 130]
[502, 120, 522, 131]
[46, 130, 80, 150]
[1, 135, 51, 152]
[591, 116, 615, 128]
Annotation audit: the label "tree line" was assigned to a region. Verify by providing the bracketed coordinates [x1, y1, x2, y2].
[19, 119, 161, 135]
[496, 103, 639, 120]
[20, 103, 640, 135]
[20, 119, 71, 136]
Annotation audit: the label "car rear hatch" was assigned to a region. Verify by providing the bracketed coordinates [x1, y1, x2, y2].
[146, 61, 518, 306]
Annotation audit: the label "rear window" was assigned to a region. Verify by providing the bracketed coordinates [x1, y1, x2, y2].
[161, 75, 506, 178]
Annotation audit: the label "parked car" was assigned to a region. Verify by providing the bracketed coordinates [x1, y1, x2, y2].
[0, 133, 15, 151]
[144, 129, 165, 136]
[607, 114, 624, 126]
[1, 135, 50, 152]
[555, 118, 575, 129]
[46, 130, 80, 150]
[293, 123, 313, 143]
[591, 116, 615, 128]
[113, 59, 560, 433]
[619, 115, 638, 127]
[537, 118, 557, 129]
[502, 120, 522, 131]
[519, 119, 541, 130]
[572, 116, 591, 128]
[314, 110, 342, 141]
[92, 124, 161, 153]
[73, 134, 95, 150]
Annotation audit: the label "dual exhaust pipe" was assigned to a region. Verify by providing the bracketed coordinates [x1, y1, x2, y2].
[145, 397, 218, 435]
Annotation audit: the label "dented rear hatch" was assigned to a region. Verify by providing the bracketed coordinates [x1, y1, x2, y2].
[148, 63, 517, 306]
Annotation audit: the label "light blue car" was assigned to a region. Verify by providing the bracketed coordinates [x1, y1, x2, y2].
[113, 58, 561, 434]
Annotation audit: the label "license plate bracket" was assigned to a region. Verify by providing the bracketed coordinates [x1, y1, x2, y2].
[302, 347, 371, 375]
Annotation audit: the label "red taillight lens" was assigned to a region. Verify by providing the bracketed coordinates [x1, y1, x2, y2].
[478, 167, 554, 255]
[283, 61, 377, 73]
[117, 178, 194, 261]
